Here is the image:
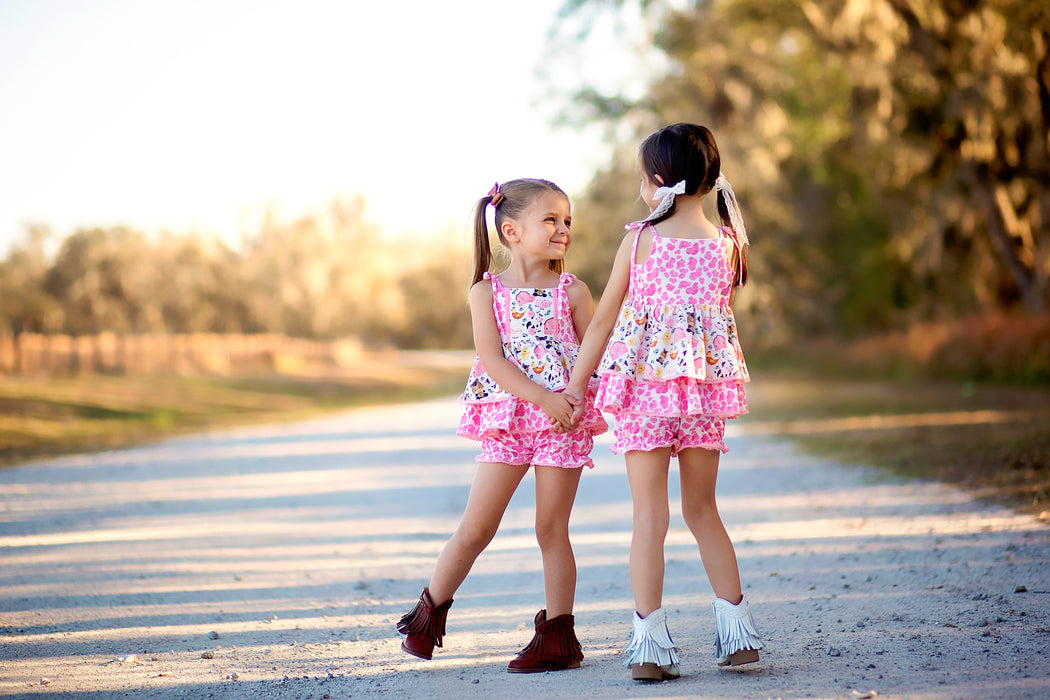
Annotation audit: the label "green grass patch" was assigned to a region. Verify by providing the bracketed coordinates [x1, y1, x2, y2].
[0, 353, 471, 467]
[742, 368, 1050, 518]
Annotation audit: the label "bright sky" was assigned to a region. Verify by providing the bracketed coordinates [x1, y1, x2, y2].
[0, 0, 643, 254]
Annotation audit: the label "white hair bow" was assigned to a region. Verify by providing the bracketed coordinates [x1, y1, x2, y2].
[641, 179, 687, 223]
[715, 173, 748, 248]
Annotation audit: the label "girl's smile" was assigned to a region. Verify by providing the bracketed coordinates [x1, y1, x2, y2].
[508, 191, 572, 261]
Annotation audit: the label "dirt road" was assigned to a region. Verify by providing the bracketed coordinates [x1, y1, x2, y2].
[1, 397, 1047, 699]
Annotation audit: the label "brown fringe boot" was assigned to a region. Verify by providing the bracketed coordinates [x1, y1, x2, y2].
[507, 609, 584, 673]
[396, 587, 453, 660]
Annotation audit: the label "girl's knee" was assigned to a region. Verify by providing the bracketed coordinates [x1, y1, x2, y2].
[634, 499, 670, 528]
[681, 489, 717, 516]
[633, 509, 670, 539]
[533, 518, 570, 551]
[681, 501, 722, 533]
[455, 523, 498, 554]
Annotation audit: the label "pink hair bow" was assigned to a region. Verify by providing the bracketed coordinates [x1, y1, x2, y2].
[487, 182, 503, 207]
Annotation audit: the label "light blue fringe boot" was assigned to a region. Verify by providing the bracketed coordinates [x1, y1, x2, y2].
[712, 595, 763, 667]
[623, 608, 680, 681]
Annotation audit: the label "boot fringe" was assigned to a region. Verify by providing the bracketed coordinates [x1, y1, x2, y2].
[623, 608, 680, 668]
[516, 610, 584, 664]
[712, 595, 763, 661]
[508, 609, 584, 672]
[396, 588, 452, 648]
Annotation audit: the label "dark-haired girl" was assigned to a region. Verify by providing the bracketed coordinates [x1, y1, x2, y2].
[565, 124, 762, 681]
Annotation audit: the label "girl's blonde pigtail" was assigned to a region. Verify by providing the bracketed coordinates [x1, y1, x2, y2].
[471, 182, 504, 287]
[471, 195, 494, 287]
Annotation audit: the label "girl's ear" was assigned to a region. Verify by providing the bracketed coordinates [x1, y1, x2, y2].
[500, 219, 518, 241]
[653, 173, 665, 186]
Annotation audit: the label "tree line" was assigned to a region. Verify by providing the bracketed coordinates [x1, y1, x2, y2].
[0, 198, 475, 350]
[2, 0, 1047, 364]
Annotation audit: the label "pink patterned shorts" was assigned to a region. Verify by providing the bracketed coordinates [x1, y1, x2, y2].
[477, 427, 595, 469]
[612, 413, 728, 456]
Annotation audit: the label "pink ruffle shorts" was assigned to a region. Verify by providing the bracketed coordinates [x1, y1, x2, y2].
[612, 412, 728, 456]
[477, 426, 595, 469]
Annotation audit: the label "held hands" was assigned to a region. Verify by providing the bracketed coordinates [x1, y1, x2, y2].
[540, 390, 582, 433]
[565, 382, 587, 428]
[545, 386, 586, 433]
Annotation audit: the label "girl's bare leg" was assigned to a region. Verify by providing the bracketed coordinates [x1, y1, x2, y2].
[533, 465, 583, 617]
[624, 448, 673, 617]
[677, 447, 742, 603]
[428, 462, 529, 604]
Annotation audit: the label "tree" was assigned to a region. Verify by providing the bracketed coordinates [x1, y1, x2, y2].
[788, 0, 1050, 314]
[0, 226, 61, 371]
[555, 0, 1050, 342]
[45, 227, 154, 336]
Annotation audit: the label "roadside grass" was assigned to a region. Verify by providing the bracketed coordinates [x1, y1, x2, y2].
[741, 367, 1050, 520]
[0, 352, 472, 467]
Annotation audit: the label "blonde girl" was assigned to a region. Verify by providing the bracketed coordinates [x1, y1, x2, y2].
[397, 178, 606, 673]
[564, 124, 762, 681]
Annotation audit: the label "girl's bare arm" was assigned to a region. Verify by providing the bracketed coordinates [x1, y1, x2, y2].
[564, 234, 634, 399]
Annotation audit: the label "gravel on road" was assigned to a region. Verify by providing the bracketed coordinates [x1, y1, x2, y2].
[1, 398, 1047, 699]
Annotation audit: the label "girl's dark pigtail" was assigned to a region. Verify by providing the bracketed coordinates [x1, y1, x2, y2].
[715, 177, 749, 287]
[716, 190, 732, 231]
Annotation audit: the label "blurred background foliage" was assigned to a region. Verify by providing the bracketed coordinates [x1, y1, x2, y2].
[1, 0, 1047, 381]
[0, 198, 474, 351]
[560, 0, 1049, 347]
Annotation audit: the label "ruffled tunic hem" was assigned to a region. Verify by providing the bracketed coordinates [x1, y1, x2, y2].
[458, 384, 608, 441]
[596, 372, 748, 420]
